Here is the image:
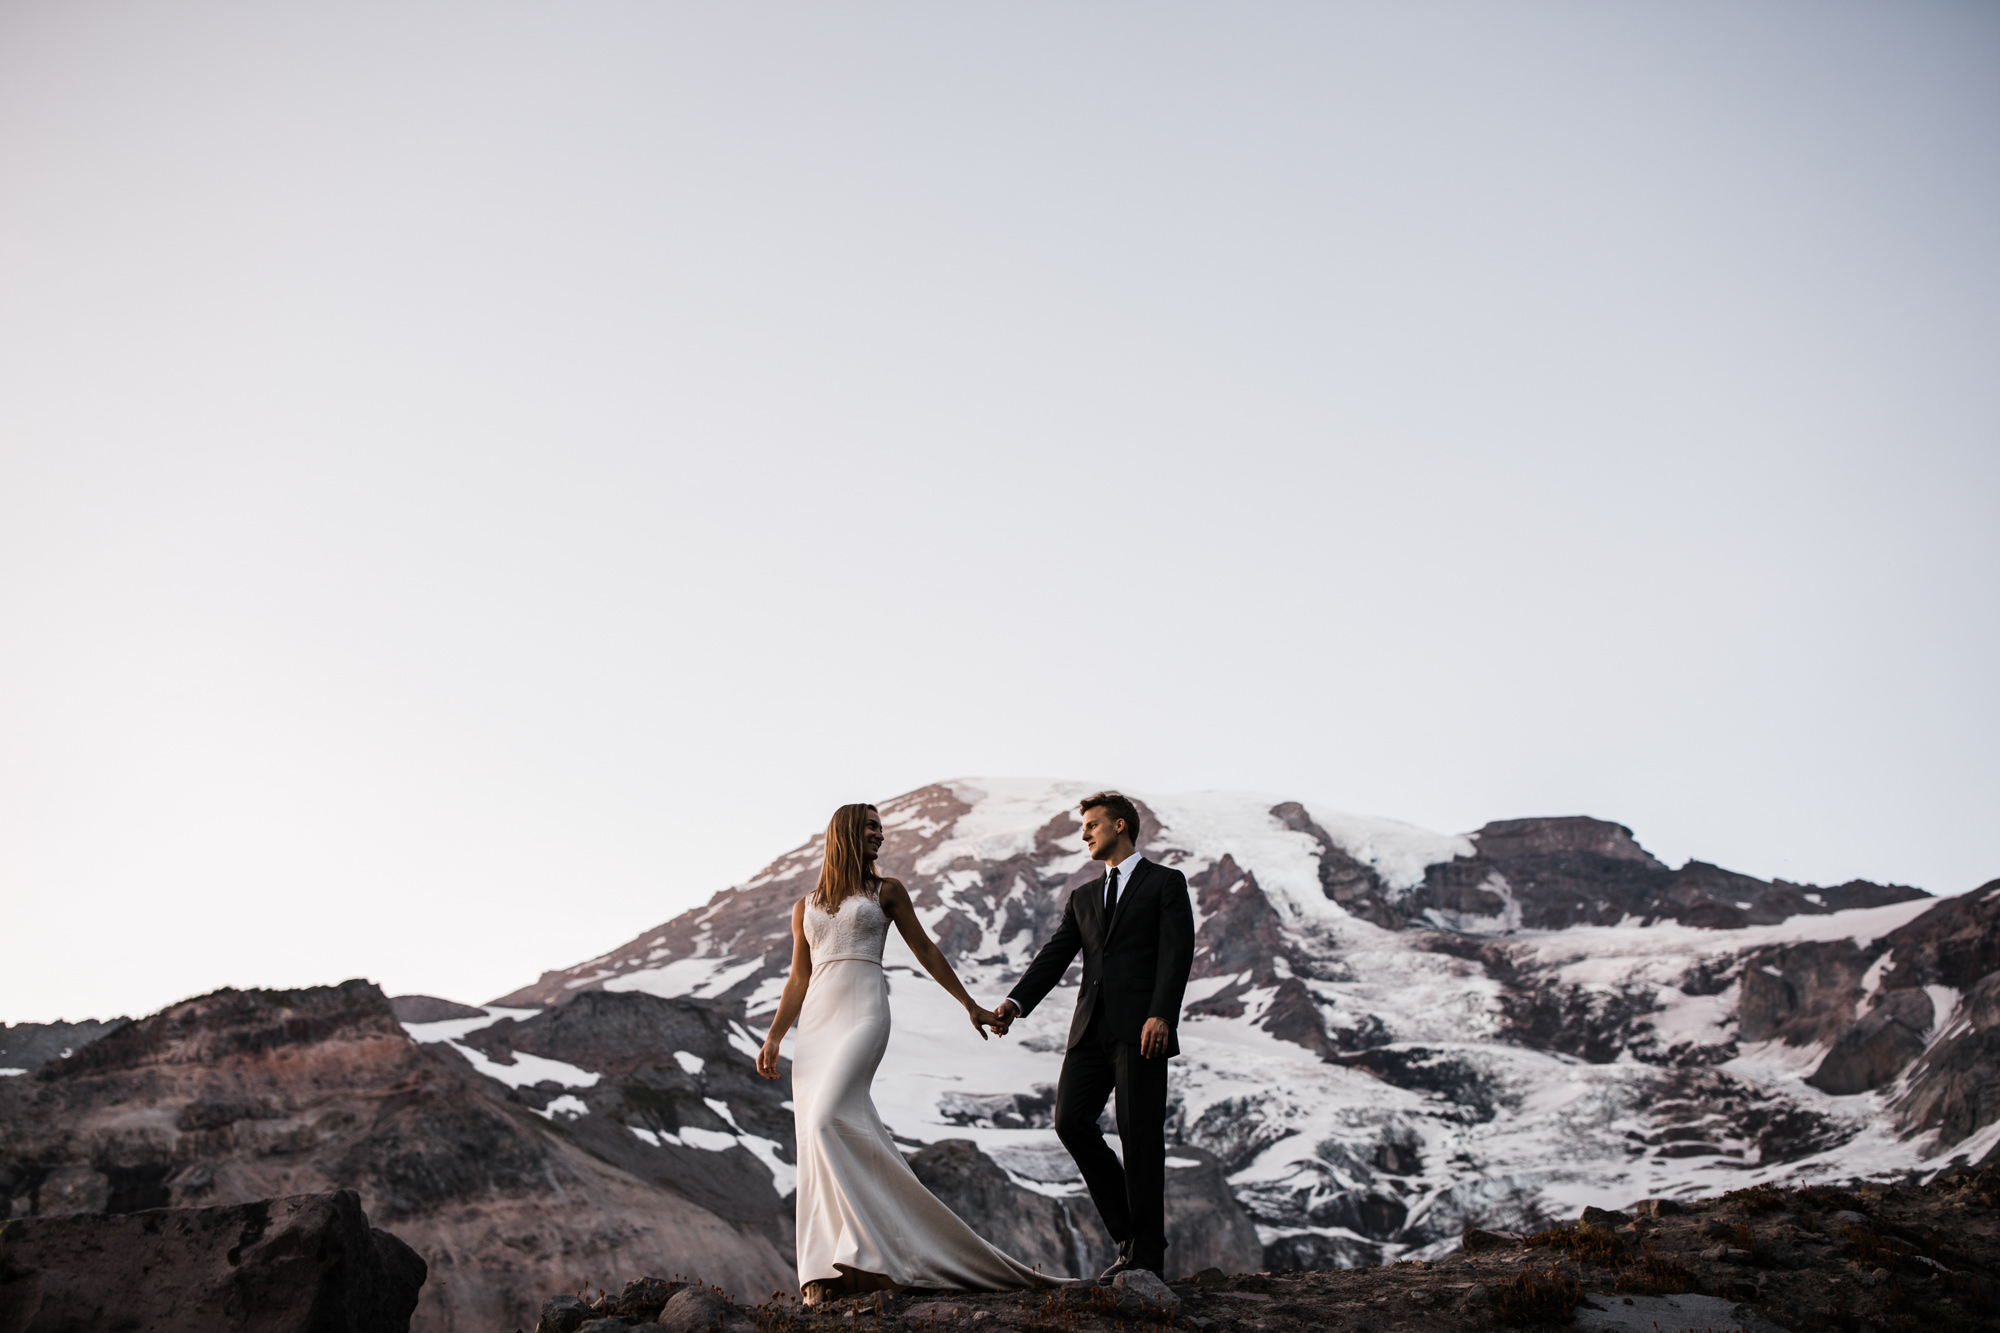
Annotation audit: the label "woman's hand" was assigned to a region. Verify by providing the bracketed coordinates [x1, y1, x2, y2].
[967, 1006, 1003, 1041]
[756, 1037, 782, 1079]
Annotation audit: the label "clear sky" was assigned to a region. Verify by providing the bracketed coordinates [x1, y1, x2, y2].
[2, 2, 1995, 1025]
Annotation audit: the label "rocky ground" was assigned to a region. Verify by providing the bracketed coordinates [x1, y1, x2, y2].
[529, 1165, 2000, 1333]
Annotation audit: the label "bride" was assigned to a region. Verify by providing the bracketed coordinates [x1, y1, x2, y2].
[756, 802, 1054, 1305]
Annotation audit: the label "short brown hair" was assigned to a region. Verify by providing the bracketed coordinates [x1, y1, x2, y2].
[1079, 791, 1140, 844]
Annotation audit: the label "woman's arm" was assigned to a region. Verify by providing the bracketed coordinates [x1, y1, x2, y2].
[879, 879, 1001, 1039]
[756, 898, 813, 1079]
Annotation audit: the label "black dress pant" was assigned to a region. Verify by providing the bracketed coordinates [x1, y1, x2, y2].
[1053, 1005, 1170, 1270]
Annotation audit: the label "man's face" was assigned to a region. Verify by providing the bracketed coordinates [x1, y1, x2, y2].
[1080, 807, 1128, 861]
[862, 810, 885, 864]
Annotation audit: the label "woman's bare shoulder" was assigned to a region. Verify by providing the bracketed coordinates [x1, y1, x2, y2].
[876, 877, 910, 903]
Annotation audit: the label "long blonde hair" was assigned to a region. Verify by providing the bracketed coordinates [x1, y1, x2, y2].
[811, 803, 880, 913]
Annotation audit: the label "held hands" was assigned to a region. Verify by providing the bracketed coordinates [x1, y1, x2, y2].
[968, 1005, 1006, 1041]
[756, 1038, 782, 1080]
[1140, 1017, 1171, 1059]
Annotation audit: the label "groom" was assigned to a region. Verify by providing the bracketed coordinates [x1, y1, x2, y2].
[992, 791, 1195, 1282]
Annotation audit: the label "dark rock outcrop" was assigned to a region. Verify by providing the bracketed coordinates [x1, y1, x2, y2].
[0, 1021, 125, 1075]
[0, 1190, 424, 1333]
[387, 996, 486, 1023]
[1736, 939, 1879, 1047]
[457, 989, 796, 1247]
[1879, 879, 2000, 991]
[904, 1140, 1259, 1282]
[0, 981, 791, 1333]
[909, 1139, 1111, 1279]
[1808, 988, 1935, 1094]
[1264, 807, 1925, 938]
[1159, 1148, 1265, 1277]
[1898, 964, 2000, 1152]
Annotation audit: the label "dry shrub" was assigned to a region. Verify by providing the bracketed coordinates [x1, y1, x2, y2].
[1614, 1247, 1701, 1297]
[1491, 1264, 1583, 1327]
[1525, 1223, 1625, 1266]
[1019, 1290, 1080, 1333]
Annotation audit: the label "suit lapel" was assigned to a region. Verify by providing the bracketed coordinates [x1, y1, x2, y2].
[1104, 857, 1150, 944]
[1084, 872, 1109, 948]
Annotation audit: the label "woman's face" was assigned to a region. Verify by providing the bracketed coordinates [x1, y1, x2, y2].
[862, 809, 885, 863]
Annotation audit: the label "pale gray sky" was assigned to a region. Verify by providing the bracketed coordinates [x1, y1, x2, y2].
[2, 2, 1995, 1024]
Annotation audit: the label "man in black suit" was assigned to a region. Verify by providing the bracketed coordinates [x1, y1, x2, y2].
[992, 791, 1195, 1282]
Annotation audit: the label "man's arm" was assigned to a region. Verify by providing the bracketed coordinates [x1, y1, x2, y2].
[999, 891, 1083, 1024]
[1148, 869, 1196, 1029]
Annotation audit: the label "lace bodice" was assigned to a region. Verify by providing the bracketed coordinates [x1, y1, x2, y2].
[804, 891, 890, 967]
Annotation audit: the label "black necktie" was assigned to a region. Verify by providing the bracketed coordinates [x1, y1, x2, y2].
[1105, 866, 1120, 918]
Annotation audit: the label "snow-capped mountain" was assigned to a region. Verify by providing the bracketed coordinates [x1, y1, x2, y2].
[493, 778, 1996, 1267]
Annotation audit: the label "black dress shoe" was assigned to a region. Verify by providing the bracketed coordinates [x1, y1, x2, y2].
[1097, 1241, 1135, 1284]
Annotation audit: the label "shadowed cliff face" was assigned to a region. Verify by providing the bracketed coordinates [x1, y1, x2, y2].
[0, 981, 792, 1333]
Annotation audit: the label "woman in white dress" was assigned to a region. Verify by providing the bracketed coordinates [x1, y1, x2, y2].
[755, 803, 1054, 1305]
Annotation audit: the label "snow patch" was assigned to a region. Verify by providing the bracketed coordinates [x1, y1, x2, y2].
[604, 955, 767, 1001]
[738, 1133, 799, 1196]
[452, 1043, 602, 1091]
[400, 1005, 540, 1046]
[674, 1050, 706, 1076]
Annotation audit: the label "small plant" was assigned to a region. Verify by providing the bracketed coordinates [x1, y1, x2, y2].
[1491, 1264, 1583, 1327]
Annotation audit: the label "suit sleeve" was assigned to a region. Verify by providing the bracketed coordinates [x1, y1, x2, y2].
[1149, 869, 1196, 1027]
[1008, 891, 1083, 1019]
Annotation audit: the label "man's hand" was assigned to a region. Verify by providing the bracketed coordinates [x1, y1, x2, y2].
[988, 998, 1018, 1037]
[1139, 1017, 1171, 1059]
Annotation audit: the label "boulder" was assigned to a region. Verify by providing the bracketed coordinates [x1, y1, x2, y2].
[537, 1293, 591, 1333]
[613, 1277, 683, 1320]
[1461, 1227, 1522, 1252]
[656, 1286, 747, 1333]
[0, 1190, 424, 1332]
[1111, 1268, 1180, 1315]
[1628, 1198, 1684, 1217]
[1579, 1206, 1631, 1229]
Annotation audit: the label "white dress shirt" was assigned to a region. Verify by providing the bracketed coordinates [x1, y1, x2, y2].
[1102, 851, 1145, 914]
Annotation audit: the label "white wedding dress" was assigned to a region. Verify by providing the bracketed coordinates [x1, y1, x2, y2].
[791, 891, 1051, 1292]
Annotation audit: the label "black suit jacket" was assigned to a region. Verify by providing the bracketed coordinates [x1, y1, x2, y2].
[1007, 858, 1196, 1057]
